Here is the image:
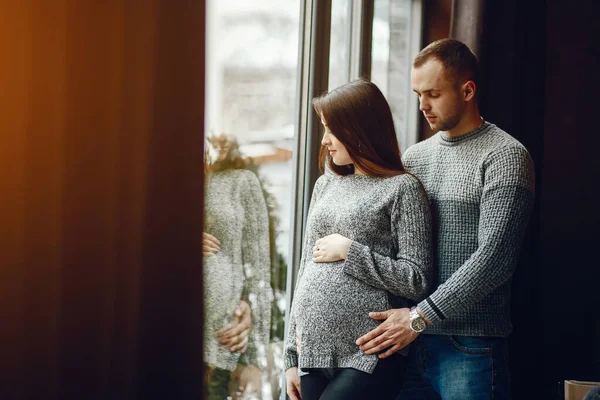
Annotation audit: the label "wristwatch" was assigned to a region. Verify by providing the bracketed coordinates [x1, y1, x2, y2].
[409, 306, 426, 333]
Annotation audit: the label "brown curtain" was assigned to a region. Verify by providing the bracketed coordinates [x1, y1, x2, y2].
[449, 0, 485, 57]
[0, 1, 205, 399]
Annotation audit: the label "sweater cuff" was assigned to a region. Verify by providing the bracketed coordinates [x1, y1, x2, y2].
[343, 240, 367, 277]
[418, 296, 445, 326]
[284, 351, 298, 371]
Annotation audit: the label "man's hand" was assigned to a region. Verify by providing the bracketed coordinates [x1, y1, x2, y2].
[230, 364, 261, 399]
[312, 234, 352, 263]
[216, 300, 251, 353]
[356, 308, 418, 358]
[202, 232, 221, 256]
[286, 367, 302, 400]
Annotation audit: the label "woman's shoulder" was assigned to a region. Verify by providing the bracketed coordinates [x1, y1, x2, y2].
[223, 168, 259, 181]
[215, 168, 263, 191]
[385, 173, 428, 206]
[385, 172, 422, 190]
[314, 172, 335, 189]
[315, 172, 334, 182]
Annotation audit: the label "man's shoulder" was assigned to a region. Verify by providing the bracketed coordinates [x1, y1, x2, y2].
[403, 134, 438, 162]
[406, 134, 439, 152]
[480, 125, 535, 189]
[480, 125, 533, 166]
[481, 124, 529, 154]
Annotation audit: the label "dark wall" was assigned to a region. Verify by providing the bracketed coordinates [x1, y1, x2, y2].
[540, 0, 600, 393]
[479, 0, 600, 398]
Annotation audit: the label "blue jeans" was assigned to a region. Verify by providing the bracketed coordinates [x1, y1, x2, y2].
[397, 334, 510, 400]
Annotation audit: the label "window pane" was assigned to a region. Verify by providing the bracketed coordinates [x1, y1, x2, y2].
[204, 1, 300, 399]
[372, 0, 419, 151]
[329, 0, 352, 90]
[372, 1, 391, 98]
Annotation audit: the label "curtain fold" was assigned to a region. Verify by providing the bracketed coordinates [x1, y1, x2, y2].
[449, 0, 485, 57]
[0, 1, 205, 398]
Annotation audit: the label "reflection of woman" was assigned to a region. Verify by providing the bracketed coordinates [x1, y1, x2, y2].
[204, 134, 271, 399]
[284, 80, 433, 400]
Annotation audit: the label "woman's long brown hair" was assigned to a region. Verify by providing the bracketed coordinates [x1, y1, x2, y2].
[312, 79, 406, 177]
[205, 133, 247, 173]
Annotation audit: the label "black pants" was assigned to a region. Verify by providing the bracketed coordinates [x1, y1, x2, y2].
[300, 354, 407, 400]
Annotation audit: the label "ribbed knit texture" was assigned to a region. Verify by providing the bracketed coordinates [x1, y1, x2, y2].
[284, 173, 433, 374]
[403, 121, 535, 337]
[204, 169, 271, 371]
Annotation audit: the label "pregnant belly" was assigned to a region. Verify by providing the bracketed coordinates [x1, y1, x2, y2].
[293, 263, 389, 342]
[203, 254, 243, 332]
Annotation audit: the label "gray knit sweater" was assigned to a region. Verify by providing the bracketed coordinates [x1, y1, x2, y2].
[203, 169, 271, 371]
[403, 121, 535, 337]
[284, 173, 433, 374]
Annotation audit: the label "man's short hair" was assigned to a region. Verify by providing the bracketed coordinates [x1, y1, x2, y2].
[414, 38, 478, 87]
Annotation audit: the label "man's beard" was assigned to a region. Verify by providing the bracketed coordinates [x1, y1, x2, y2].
[431, 112, 462, 133]
[429, 93, 464, 133]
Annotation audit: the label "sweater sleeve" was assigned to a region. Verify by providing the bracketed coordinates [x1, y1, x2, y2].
[283, 174, 329, 370]
[342, 174, 434, 302]
[418, 145, 535, 325]
[238, 171, 272, 368]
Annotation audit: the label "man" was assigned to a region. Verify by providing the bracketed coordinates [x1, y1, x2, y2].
[355, 39, 535, 399]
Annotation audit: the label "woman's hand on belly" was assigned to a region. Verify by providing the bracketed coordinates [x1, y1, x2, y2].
[313, 234, 352, 263]
[216, 300, 251, 352]
[202, 232, 221, 256]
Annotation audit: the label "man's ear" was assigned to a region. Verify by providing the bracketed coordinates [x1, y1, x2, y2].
[463, 80, 476, 101]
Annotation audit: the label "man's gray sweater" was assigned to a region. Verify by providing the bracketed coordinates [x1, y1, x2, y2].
[403, 121, 535, 337]
[284, 173, 433, 374]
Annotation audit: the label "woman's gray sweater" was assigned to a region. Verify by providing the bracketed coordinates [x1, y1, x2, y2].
[284, 172, 433, 374]
[204, 169, 271, 371]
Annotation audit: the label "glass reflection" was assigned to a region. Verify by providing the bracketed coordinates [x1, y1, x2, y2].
[205, 0, 298, 397]
[203, 133, 272, 399]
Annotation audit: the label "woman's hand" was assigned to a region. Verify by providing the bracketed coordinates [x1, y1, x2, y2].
[312, 234, 352, 263]
[216, 300, 251, 352]
[202, 232, 220, 256]
[286, 367, 302, 400]
[230, 364, 261, 399]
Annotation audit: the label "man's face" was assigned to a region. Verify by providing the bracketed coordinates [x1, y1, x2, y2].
[411, 58, 465, 134]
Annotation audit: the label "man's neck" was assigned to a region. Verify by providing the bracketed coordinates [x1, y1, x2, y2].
[445, 110, 483, 138]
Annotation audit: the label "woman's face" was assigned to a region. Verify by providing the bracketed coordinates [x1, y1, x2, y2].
[208, 135, 232, 162]
[320, 117, 353, 167]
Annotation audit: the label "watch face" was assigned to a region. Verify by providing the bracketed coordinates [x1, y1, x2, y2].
[411, 318, 426, 332]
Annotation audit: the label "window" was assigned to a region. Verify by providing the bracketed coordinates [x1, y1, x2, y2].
[203, 2, 421, 398]
[371, 0, 422, 151]
[328, 0, 352, 90]
[204, 1, 300, 398]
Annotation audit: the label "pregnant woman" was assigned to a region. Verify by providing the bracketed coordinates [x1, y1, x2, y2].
[284, 79, 433, 400]
[203, 133, 271, 399]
